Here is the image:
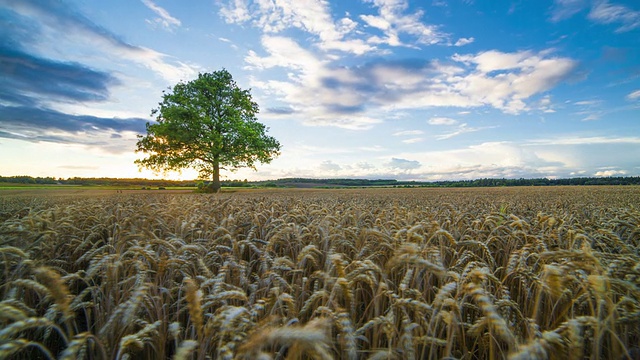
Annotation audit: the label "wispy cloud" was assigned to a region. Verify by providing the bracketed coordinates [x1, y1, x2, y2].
[402, 137, 424, 144]
[454, 37, 474, 46]
[582, 113, 601, 121]
[0, 46, 117, 105]
[571, 98, 603, 121]
[627, 89, 640, 100]
[393, 130, 424, 136]
[574, 99, 601, 106]
[549, 0, 588, 22]
[588, 1, 640, 32]
[538, 95, 556, 113]
[435, 123, 496, 140]
[0, 106, 147, 134]
[0, 106, 147, 153]
[525, 136, 640, 146]
[142, 0, 181, 31]
[428, 117, 458, 125]
[550, 0, 640, 32]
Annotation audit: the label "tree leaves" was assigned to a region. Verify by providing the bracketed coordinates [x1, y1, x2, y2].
[135, 69, 281, 191]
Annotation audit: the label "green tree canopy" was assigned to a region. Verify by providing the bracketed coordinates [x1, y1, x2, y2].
[135, 70, 281, 192]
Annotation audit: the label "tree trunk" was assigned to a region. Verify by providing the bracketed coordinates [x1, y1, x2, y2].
[211, 159, 221, 193]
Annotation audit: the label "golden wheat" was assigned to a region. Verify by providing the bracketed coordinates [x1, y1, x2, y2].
[0, 186, 638, 359]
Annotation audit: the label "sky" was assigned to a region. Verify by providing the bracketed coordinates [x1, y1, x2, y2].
[1, 0, 639, 181]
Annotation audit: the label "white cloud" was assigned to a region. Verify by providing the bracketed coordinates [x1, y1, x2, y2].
[525, 136, 640, 146]
[360, 14, 391, 31]
[627, 90, 640, 100]
[387, 157, 421, 170]
[141, 0, 181, 30]
[218, 37, 238, 50]
[246, 136, 640, 181]
[454, 37, 474, 46]
[132, 49, 200, 83]
[319, 160, 342, 172]
[549, 0, 588, 22]
[248, 43, 577, 128]
[406, 49, 576, 114]
[595, 169, 627, 177]
[386, 136, 640, 180]
[245, 36, 323, 73]
[538, 95, 556, 113]
[388, 141, 566, 180]
[219, 0, 251, 23]
[428, 117, 457, 125]
[455, 50, 536, 73]
[393, 130, 424, 136]
[218, 0, 374, 55]
[550, 0, 640, 32]
[402, 137, 424, 144]
[302, 115, 382, 130]
[360, 0, 446, 47]
[582, 113, 600, 121]
[246, 36, 381, 129]
[588, 1, 640, 32]
[435, 123, 496, 140]
[574, 99, 601, 106]
[357, 162, 376, 170]
[10, 1, 198, 84]
[451, 50, 577, 114]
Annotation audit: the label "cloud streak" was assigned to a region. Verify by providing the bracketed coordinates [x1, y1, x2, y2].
[0, 106, 148, 153]
[0, 45, 117, 105]
[435, 123, 496, 140]
[627, 90, 640, 100]
[588, 1, 640, 32]
[427, 117, 458, 125]
[0, 106, 147, 134]
[550, 0, 640, 32]
[142, 0, 182, 30]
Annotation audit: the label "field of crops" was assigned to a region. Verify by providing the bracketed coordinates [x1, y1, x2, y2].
[1, 187, 639, 359]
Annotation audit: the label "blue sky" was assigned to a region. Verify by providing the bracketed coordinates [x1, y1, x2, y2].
[1, 0, 639, 181]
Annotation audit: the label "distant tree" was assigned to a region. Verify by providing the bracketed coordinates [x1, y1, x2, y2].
[135, 70, 281, 192]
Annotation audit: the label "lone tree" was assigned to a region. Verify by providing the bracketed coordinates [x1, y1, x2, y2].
[135, 70, 281, 192]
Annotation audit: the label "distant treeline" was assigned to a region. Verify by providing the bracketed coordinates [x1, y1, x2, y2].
[260, 177, 640, 187]
[0, 176, 195, 187]
[0, 176, 253, 188]
[1, 175, 639, 188]
[402, 177, 640, 187]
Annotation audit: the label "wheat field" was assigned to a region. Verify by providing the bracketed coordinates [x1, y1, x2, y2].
[0, 186, 639, 359]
